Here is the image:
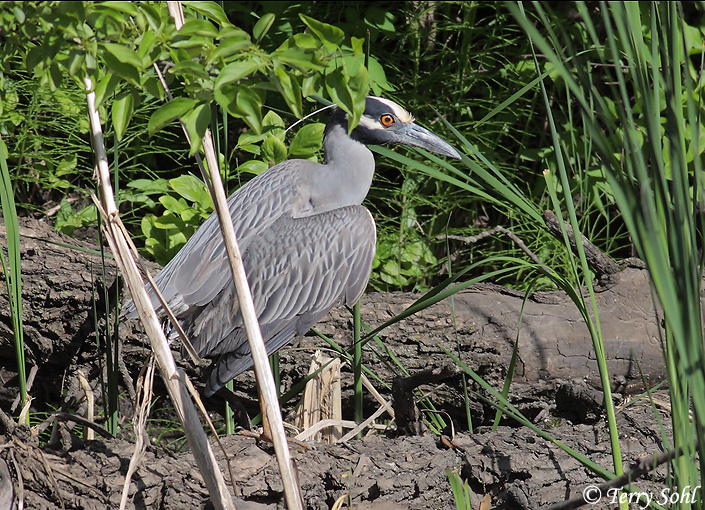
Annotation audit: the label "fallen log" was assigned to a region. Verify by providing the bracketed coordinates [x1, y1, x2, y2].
[0, 217, 665, 425]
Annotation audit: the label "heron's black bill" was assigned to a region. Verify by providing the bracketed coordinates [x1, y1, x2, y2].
[396, 123, 462, 159]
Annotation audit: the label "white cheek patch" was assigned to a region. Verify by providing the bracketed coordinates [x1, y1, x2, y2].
[358, 115, 382, 130]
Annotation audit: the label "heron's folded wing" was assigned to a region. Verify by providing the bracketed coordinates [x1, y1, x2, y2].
[121, 164, 301, 318]
[200, 205, 376, 394]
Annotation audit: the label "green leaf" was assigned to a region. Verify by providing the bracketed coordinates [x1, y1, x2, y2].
[326, 65, 368, 132]
[141, 213, 156, 238]
[299, 14, 344, 51]
[237, 160, 268, 175]
[367, 56, 392, 95]
[182, 1, 230, 26]
[138, 3, 164, 33]
[253, 13, 275, 42]
[101, 52, 139, 84]
[177, 18, 219, 38]
[96, 1, 139, 16]
[261, 135, 288, 164]
[159, 196, 189, 215]
[351, 36, 364, 55]
[24, 46, 43, 76]
[215, 60, 259, 90]
[169, 174, 213, 210]
[56, 156, 77, 176]
[137, 27, 158, 60]
[325, 69, 353, 114]
[280, 32, 319, 50]
[170, 60, 211, 80]
[171, 37, 213, 50]
[271, 67, 302, 118]
[102, 42, 143, 69]
[112, 91, 134, 141]
[12, 5, 25, 23]
[128, 178, 171, 194]
[345, 59, 369, 113]
[46, 63, 63, 91]
[262, 110, 286, 140]
[155, 212, 188, 232]
[301, 74, 323, 97]
[166, 229, 189, 250]
[181, 102, 211, 155]
[289, 123, 325, 157]
[235, 88, 263, 133]
[273, 46, 326, 73]
[237, 130, 267, 147]
[148, 97, 197, 135]
[217, 25, 251, 42]
[210, 34, 252, 62]
[67, 49, 85, 77]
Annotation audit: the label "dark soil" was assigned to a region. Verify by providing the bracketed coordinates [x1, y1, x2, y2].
[0, 218, 674, 509]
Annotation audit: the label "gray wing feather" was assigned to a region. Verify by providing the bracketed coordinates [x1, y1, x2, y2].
[202, 205, 376, 395]
[122, 163, 303, 317]
[121, 161, 376, 397]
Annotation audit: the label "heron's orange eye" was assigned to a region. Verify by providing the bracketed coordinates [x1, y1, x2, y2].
[380, 114, 395, 127]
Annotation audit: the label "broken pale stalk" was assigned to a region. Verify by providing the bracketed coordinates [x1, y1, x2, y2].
[84, 76, 235, 510]
[165, 4, 303, 509]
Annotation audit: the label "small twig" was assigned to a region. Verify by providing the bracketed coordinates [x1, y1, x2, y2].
[51, 466, 103, 492]
[440, 226, 552, 274]
[392, 364, 459, 435]
[542, 210, 621, 278]
[295, 419, 359, 442]
[120, 358, 155, 510]
[37, 447, 65, 509]
[336, 401, 393, 443]
[361, 373, 394, 419]
[52, 412, 114, 440]
[547, 440, 698, 510]
[76, 370, 94, 441]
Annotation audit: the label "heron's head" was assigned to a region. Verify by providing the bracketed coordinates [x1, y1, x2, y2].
[325, 96, 461, 160]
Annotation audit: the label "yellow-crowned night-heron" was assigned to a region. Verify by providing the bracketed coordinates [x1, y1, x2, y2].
[123, 96, 460, 396]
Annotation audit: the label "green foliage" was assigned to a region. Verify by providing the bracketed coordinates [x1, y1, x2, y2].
[137, 108, 325, 263]
[509, 1, 705, 502]
[55, 198, 97, 235]
[0, 136, 27, 415]
[135, 174, 213, 264]
[1, 0, 371, 155]
[446, 470, 473, 510]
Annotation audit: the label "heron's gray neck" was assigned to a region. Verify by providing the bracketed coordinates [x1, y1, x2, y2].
[314, 123, 376, 207]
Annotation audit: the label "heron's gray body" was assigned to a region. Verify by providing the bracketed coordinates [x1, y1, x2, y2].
[124, 97, 460, 396]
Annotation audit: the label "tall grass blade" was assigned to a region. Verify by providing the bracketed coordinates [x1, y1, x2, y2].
[509, 2, 705, 504]
[0, 136, 27, 417]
